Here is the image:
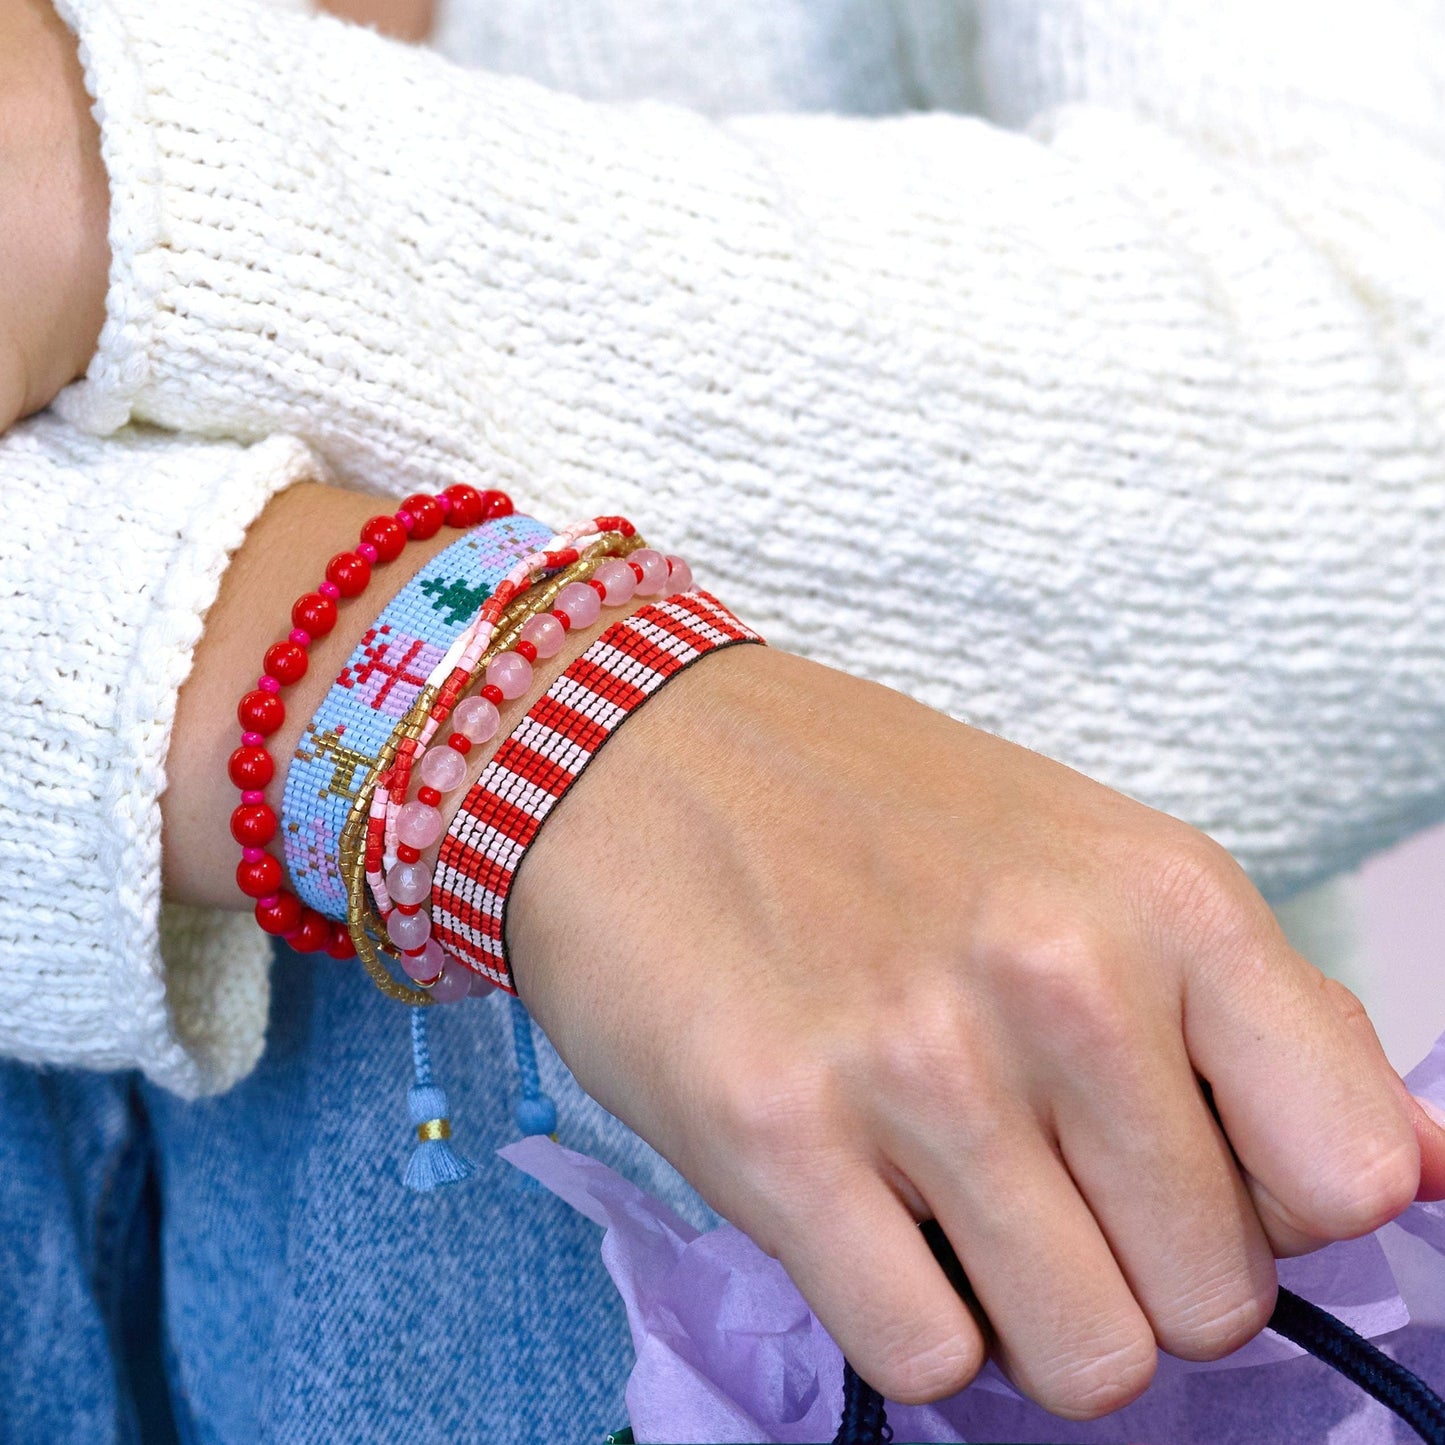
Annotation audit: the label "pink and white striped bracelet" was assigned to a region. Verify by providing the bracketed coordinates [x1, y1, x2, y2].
[430, 589, 766, 991]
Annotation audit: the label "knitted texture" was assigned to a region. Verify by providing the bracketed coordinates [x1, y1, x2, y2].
[52, 0, 1445, 909]
[0, 414, 323, 1097]
[10, 0, 1445, 1092]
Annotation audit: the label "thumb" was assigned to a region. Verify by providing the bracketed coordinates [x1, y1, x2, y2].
[1408, 1095, 1445, 1202]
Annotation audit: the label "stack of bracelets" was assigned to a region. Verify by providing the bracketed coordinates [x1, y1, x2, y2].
[228, 482, 765, 1001]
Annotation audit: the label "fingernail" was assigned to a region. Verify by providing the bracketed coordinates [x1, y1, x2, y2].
[1416, 1095, 1445, 1133]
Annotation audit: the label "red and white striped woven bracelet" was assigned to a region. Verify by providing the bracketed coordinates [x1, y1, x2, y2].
[431, 589, 766, 990]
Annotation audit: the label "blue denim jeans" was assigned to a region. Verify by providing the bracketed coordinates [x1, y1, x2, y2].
[0, 941, 719, 1443]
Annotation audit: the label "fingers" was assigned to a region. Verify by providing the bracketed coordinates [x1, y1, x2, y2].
[759, 1155, 988, 1407]
[1182, 920, 1420, 1251]
[1409, 1095, 1445, 1201]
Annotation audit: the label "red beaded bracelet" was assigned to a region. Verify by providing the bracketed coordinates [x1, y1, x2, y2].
[227, 484, 515, 957]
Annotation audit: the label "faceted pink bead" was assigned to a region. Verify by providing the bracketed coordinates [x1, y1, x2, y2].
[554, 580, 601, 630]
[469, 970, 498, 997]
[397, 801, 443, 849]
[519, 612, 565, 659]
[401, 938, 445, 984]
[387, 907, 431, 951]
[629, 548, 670, 596]
[486, 650, 533, 700]
[591, 558, 637, 606]
[452, 695, 499, 743]
[419, 745, 467, 793]
[429, 954, 472, 1004]
[665, 555, 694, 593]
[386, 859, 431, 906]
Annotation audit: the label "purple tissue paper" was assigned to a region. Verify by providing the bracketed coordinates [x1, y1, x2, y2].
[501, 1029, 1445, 1444]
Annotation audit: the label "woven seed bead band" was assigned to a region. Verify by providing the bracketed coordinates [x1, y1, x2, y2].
[432, 589, 766, 991]
[282, 513, 555, 916]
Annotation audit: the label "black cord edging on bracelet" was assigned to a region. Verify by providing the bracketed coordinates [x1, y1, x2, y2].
[833, 1286, 1445, 1445]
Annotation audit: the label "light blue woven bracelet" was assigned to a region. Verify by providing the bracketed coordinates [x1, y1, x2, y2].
[282, 512, 555, 917]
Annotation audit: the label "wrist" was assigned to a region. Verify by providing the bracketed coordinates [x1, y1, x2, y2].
[0, 0, 109, 426]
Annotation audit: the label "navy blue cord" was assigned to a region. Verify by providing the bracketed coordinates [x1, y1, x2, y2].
[831, 1285, 1445, 1444]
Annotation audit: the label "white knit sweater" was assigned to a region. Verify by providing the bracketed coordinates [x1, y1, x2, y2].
[4, 0, 1442, 1096]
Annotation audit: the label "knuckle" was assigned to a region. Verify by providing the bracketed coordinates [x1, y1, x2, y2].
[1158, 1283, 1276, 1361]
[1031, 1332, 1158, 1420]
[996, 925, 1132, 1057]
[1138, 834, 1268, 955]
[710, 1054, 838, 1164]
[1314, 1135, 1420, 1238]
[873, 1333, 986, 1406]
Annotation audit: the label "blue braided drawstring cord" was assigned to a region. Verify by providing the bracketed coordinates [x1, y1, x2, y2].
[401, 1005, 474, 1192]
[829, 1286, 1445, 1444]
[1270, 1285, 1445, 1445]
[509, 995, 559, 1131]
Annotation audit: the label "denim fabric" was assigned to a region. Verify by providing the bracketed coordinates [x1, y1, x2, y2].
[0, 941, 720, 1443]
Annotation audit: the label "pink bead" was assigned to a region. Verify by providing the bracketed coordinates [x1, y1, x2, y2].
[665, 555, 694, 593]
[241, 790, 266, 805]
[386, 859, 432, 905]
[518, 612, 565, 659]
[402, 938, 446, 984]
[396, 509, 414, 531]
[591, 557, 637, 605]
[289, 628, 312, 648]
[436, 493, 452, 514]
[469, 970, 498, 997]
[242, 846, 265, 863]
[257, 893, 280, 909]
[258, 675, 281, 693]
[241, 731, 265, 747]
[357, 541, 379, 563]
[629, 548, 670, 596]
[397, 801, 443, 849]
[319, 580, 341, 600]
[554, 580, 601, 630]
[485, 650, 533, 700]
[429, 954, 472, 1004]
[419, 745, 467, 792]
[452, 695, 500, 743]
[387, 907, 431, 951]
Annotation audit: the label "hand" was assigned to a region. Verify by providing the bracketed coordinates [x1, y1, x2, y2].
[510, 640, 1445, 1419]
[0, 0, 109, 432]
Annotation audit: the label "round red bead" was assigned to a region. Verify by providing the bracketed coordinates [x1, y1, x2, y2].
[551, 607, 572, 631]
[480, 489, 514, 521]
[231, 803, 278, 846]
[238, 690, 285, 735]
[254, 890, 302, 935]
[325, 552, 371, 597]
[263, 641, 308, 686]
[361, 515, 406, 562]
[418, 786, 442, 807]
[441, 484, 484, 528]
[401, 494, 444, 539]
[325, 925, 357, 960]
[480, 684, 504, 706]
[293, 592, 338, 636]
[285, 909, 333, 954]
[228, 744, 274, 790]
[236, 854, 282, 898]
[447, 734, 472, 754]
[397, 844, 421, 865]
[514, 639, 538, 663]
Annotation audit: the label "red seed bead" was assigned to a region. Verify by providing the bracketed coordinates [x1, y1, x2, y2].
[480, 684, 504, 706]
[442, 484, 484, 528]
[293, 592, 338, 637]
[480, 489, 514, 521]
[228, 745, 275, 790]
[231, 803, 278, 846]
[396, 902, 423, 916]
[397, 844, 421, 865]
[263, 641, 308, 686]
[326, 925, 358, 960]
[514, 640, 538, 664]
[286, 909, 333, 954]
[400, 493, 444, 540]
[360, 515, 407, 563]
[238, 690, 285, 735]
[325, 551, 371, 597]
[254, 890, 303, 936]
[587, 579, 608, 598]
[418, 787, 442, 807]
[236, 854, 283, 898]
[447, 733, 472, 754]
[551, 607, 572, 632]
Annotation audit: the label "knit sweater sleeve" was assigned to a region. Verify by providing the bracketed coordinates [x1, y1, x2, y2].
[51, 0, 1445, 904]
[0, 414, 322, 1096]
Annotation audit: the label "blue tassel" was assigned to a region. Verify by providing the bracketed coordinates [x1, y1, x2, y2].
[508, 995, 559, 1193]
[402, 1007, 475, 1193]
